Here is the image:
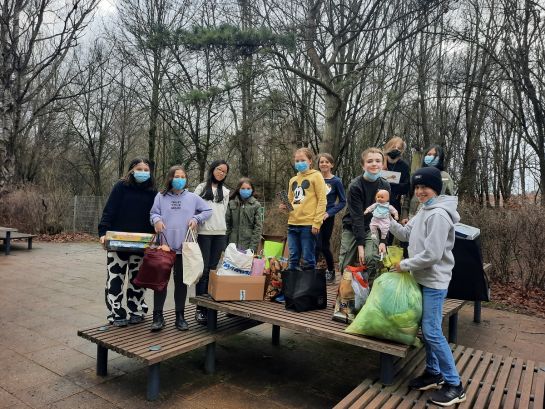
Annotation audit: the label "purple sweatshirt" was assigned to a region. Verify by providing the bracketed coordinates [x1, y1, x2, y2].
[150, 190, 212, 251]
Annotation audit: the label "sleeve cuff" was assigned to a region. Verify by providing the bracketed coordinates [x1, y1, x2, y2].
[400, 260, 410, 271]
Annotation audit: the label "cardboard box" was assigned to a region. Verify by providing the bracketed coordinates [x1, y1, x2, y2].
[208, 270, 266, 301]
[105, 231, 154, 242]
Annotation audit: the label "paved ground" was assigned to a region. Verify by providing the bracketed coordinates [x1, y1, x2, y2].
[0, 241, 544, 408]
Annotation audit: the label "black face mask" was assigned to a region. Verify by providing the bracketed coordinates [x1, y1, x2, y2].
[387, 149, 401, 159]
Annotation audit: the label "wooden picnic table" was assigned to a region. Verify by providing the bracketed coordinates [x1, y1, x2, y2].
[0, 226, 18, 255]
[190, 286, 469, 386]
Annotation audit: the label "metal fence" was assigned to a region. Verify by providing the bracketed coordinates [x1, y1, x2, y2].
[72, 196, 107, 234]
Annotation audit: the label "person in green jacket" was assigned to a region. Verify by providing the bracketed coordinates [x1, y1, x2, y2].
[225, 177, 263, 252]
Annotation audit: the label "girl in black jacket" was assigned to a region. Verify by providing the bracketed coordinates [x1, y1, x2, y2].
[98, 158, 157, 326]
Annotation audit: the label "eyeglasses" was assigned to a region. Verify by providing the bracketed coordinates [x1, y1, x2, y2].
[214, 167, 227, 174]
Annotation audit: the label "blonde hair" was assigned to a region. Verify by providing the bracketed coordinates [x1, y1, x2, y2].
[361, 147, 385, 164]
[384, 136, 407, 153]
[295, 147, 314, 162]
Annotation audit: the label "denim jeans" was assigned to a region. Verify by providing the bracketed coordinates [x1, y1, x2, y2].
[287, 225, 316, 270]
[421, 286, 461, 385]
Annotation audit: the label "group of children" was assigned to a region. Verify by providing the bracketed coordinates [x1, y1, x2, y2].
[98, 141, 464, 407]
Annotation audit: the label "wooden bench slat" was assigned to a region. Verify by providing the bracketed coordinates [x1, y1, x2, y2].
[472, 352, 503, 409]
[534, 364, 545, 409]
[0, 232, 36, 239]
[503, 358, 525, 409]
[459, 351, 493, 408]
[333, 378, 374, 409]
[488, 356, 514, 409]
[349, 386, 382, 408]
[518, 360, 534, 409]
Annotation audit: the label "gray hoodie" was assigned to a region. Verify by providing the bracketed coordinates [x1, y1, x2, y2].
[389, 195, 460, 289]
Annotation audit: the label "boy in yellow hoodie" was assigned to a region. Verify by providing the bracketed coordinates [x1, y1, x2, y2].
[280, 148, 327, 270]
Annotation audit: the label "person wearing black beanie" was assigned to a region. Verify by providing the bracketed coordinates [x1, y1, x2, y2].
[411, 167, 443, 196]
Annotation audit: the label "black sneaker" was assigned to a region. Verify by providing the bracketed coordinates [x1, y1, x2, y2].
[408, 370, 444, 391]
[150, 311, 165, 332]
[112, 318, 128, 327]
[128, 314, 144, 325]
[195, 309, 207, 325]
[175, 312, 189, 331]
[429, 383, 466, 407]
[325, 270, 335, 284]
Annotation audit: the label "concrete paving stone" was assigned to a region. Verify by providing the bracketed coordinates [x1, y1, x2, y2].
[0, 351, 58, 393]
[186, 383, 285, 409]
[0, 323, 63, 355]
[108, 356, 148, 374]
[64, 365, 126, 389]
[44, 390, 120, 409]
[25, 344, 96, 376]
[0, 387, 32, 409]
[13, 374, 84, 408]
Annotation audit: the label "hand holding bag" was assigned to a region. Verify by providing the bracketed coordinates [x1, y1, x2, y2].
[134, 233, 176, 291]
[182, 228, 204, 286]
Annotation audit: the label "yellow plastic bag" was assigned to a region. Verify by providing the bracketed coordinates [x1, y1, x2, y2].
[382, 246, 404, 271]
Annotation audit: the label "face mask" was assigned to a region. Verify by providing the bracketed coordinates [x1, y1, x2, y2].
[424, 155, 439, 166]
[364, 170, 381, 181]
[133, 171, 150, 183]
[387, 150, 401, 159]
[172, 178, 187, 190]
[294, 161, 309, 172]
[239, 188, 253, 199]
[424, 197, 436, 206]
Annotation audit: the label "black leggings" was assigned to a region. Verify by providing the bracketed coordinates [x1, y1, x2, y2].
[153, 254, 187, 314]
[196, 234, 226, 300]
[315, 216, 335, 271]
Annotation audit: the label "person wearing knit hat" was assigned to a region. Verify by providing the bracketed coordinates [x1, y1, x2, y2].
[388, 168, 465, 407]
[411, 167, 443, 197]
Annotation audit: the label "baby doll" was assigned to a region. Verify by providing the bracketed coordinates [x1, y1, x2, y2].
[364, 189, 399, 252]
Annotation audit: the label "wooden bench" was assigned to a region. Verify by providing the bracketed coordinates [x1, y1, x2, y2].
[334, 344, 545, 409]
[191, 285, 469, 386]
[0, 228, 36, 255]
[77, 304, 259, 400]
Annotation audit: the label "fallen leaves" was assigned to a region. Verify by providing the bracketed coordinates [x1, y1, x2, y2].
[35, 232, 97, 242]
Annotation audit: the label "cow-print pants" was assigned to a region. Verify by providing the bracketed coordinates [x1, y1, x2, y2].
[105, 251, 148, 322]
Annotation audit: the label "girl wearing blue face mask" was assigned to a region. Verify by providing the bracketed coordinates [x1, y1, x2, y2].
[149, 165, 212, 332]
[98, 158, 157, 327]
[225, 178, 263, 252]
[405, 145, 454, 220]
[280, 148, 327, 271]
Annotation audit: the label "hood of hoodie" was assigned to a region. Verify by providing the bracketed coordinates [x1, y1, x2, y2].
[421, 195, 460, 224]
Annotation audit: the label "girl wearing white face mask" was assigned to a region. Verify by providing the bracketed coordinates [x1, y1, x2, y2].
[98, 157, 157, 327]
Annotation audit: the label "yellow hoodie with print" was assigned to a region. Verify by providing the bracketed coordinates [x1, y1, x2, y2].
[287, 169, 327, 229]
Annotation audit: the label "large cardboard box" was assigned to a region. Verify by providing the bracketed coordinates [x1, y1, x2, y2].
[208, 270, 266, 301]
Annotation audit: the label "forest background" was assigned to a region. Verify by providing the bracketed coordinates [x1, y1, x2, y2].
[1, 0, 545, 310]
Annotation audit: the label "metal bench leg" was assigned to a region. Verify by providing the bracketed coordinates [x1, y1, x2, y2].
[380, 353, 395, 385]
[272, 325, 280, 346]
[28, 237, 32, 250]
[5, 231, 10, 255]
[448, 313, 458, 343]
[473, 301, 481, 323]
[96, 345, 108, 376]
[147, 363, 160, 401]
[205, 309, 217, 374]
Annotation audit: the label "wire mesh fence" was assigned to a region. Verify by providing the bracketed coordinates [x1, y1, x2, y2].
[72, 196, 107, 234]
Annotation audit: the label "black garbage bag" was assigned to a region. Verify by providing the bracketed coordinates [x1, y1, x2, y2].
[282, 268, 327, 312]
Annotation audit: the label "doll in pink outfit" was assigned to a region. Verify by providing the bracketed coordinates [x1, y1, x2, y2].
[364, 189, 399, 253]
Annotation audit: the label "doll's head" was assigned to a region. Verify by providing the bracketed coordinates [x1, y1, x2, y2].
[375, 189, 390, 204]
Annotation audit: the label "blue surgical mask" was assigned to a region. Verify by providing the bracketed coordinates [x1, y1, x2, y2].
[133, 171, 150, 183]
[364, 170, 381, 182]
[239, 188, 253, 199]
[424, 197, 437, 206]
[424, 155, 439, 166]
[294, 161, 309, 172]
[172, 178, 187, 190]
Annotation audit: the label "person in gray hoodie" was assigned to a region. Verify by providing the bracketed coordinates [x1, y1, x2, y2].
[149, 165, 212, 332]
[389, 167, 465, 407]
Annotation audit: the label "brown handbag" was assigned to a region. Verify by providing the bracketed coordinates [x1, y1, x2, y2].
[134, 233, 176, 291]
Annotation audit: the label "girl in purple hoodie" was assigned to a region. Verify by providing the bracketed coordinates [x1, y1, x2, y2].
[149, 165, 212, 332]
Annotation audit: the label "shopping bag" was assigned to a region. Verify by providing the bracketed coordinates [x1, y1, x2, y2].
[382, 246, 405, 272]
[345, 271, 422, 346]
[332, 269, 356, 323]
[182, 229, 204, 286]
[217, 243, 254, 275]
[251, 257, 266, 276]
[282, 268, 327, 312]
[263, 240, 284, 268]
[134, 234, 176, 291]
[351, 267, 370, 311]
[264, 258, 283, 301]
